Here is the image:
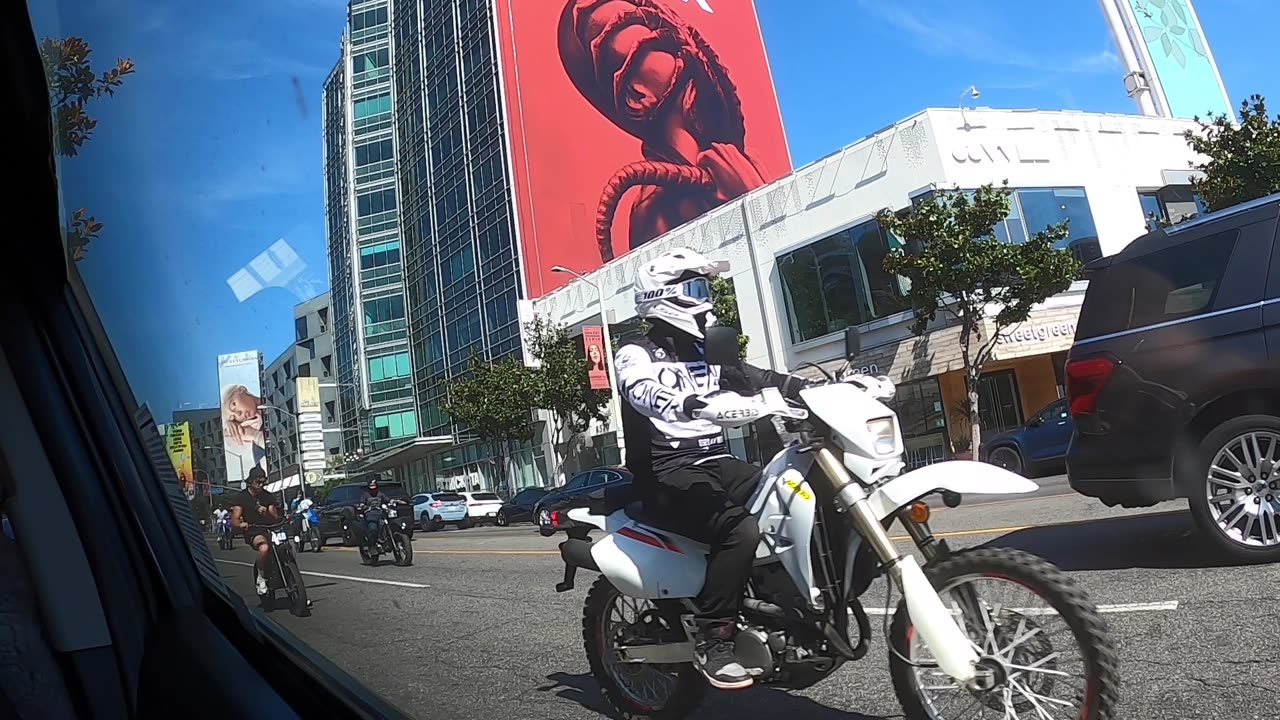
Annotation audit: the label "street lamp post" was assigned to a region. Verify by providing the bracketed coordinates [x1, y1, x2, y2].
[551, 266, 625, 464]
[204, 445, 245, 489]
[261, 404, 301, 507]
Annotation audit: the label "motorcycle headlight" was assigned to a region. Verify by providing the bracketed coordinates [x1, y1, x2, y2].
[867, 416, 898, 455]
[387, 509, 397, 518]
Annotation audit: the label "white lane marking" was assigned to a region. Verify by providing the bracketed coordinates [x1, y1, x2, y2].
[215, 559, 431, 589]
[862, 600, 1179, 616]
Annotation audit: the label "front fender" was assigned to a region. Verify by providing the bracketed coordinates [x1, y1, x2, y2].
[866, 460, 1037, 521]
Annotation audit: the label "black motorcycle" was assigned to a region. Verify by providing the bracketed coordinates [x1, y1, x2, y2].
[253, 517, 312, 617]
[356, 500, 414, 567]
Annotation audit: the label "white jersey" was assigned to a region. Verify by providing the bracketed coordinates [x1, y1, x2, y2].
[615, 327, 811, 482]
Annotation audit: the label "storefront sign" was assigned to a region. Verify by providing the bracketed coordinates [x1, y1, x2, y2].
[996, 321, 1077, 345]
[849, 363, 880, 376]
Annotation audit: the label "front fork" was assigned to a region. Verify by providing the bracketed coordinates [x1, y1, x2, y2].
[813, 449, 980, 685]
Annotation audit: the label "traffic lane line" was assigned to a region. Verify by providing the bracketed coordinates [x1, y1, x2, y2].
[214, 558, 431, 589]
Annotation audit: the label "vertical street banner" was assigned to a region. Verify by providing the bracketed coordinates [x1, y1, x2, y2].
[296, 376, 327, 486]
[582, 325, 610, 390]
[165, 422, 195, 499]
[217, 351, 267, 487]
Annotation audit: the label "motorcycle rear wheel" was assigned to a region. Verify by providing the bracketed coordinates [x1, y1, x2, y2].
[582, 577, 705, 720]
[888, 547, 1119, 720]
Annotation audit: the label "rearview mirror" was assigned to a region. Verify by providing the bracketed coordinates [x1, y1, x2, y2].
[704, 326, 742, 365]
[844, 326, 861, 361]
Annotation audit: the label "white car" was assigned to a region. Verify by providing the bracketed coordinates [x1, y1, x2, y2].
[459, 491, 504, 526]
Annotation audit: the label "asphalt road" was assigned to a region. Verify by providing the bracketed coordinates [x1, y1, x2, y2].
[210, 477, 1279, 719]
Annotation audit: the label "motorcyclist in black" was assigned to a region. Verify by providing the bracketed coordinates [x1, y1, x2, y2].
[358, 478, 387, 550]
[615, 248, 813, 690]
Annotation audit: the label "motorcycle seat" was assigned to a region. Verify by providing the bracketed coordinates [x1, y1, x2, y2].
[622, 500, 687, 535]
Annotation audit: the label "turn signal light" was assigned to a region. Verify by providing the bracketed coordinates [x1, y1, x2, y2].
[908, 502, 931, 524]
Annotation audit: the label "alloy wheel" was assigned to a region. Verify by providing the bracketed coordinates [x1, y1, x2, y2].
[1205, 430, 1280, 547]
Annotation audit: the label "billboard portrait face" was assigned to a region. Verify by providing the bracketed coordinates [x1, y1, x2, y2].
[217, 351, 267, 484]
[496, 0, 790, 297]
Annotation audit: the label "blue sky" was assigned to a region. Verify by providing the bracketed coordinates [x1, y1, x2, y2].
[35, 0, 1280, 422]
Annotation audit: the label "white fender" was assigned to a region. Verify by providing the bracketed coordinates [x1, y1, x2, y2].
[565, 507, 606, 530]
[866, 460, 1038, 521]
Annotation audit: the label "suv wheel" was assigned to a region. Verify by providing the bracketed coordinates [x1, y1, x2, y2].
[988, 446, 1024, 476]
[1187, 414, 1280, 563]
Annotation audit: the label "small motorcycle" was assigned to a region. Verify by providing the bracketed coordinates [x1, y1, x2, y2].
[554, 326, 1119, 720]
[357, 499, 414, 567]
[217, 516, 235, 550]
[253, 518, 312, 617]
[288, 500, 323, 553]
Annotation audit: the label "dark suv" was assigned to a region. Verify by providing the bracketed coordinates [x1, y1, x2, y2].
[316, 481, 410, 547]
[1065, 193, 1280, 561]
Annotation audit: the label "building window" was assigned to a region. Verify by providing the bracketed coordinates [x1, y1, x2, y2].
[371, 410, 418, 443]
[350, 6, 389, 44]
[356, 187, 397, 235]
[1013, 187, 1099, 263]
[354, 138, 396, 184]
[1138, 188, 1208, 231]
[368, 351, 413, 404]
[352, 47, 390, 89]
[359, 239, 402, 289]
[777, 217, 908, 344]
[352, 93, 392, 136]
[368, 351, 411, 381]
[295, 316, 309, 341]
[362, 295, 406, 345]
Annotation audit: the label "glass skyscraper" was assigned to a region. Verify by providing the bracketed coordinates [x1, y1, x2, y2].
[324, 1, 420, 465]
[323, 0, 544, 492]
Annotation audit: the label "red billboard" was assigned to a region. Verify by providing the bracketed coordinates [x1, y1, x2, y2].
[496, 0, 790, 298]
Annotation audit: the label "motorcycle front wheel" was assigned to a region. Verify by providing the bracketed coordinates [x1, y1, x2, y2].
[582, 577, 705, 720]
[888, 548, 1119, 720]
[393, 532, 413, 566]
[280, 552, 311, 617]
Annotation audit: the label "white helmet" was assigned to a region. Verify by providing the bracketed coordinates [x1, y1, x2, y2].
[633, 249, 729, 339]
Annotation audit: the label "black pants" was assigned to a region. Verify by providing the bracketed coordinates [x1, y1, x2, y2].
[648, 457, 761, 622]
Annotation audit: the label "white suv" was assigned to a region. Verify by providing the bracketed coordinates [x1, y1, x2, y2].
[459, 491, 504, 526]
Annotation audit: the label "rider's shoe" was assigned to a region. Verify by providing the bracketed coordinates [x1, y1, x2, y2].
[693, 621, 753, 690]
[255, 574, 269, 596]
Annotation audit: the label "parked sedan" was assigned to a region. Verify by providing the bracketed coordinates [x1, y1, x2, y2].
[411, 492, 469, 531]
[979, 398, 1073, 478]
[534, 467, 633, 536]
[496, 486, 548, 526]
[459, 491, 504, 526]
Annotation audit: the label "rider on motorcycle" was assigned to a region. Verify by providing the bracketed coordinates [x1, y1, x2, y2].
[229, 466, 281, 596]
[614, 249, 815, 690]
[357, 478, 388, 549]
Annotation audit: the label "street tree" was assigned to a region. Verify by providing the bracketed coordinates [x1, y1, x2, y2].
[525, 316, 609, 478]
[710, 276, 748, 359]
[1184, 94, 1280, 213]
[39, 36, 135, 261]
[444, 355, 541, 494]
[876, 184, 1080, 453]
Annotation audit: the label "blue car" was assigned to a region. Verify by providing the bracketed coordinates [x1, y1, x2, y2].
[411, 492, 470, 531]
[979, 398, 1073, 478]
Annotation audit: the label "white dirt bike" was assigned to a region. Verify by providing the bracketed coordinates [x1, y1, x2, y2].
[553, 326, 1118, 719]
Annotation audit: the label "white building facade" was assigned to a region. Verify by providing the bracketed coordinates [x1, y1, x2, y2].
[533, 108, 1205, 471]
